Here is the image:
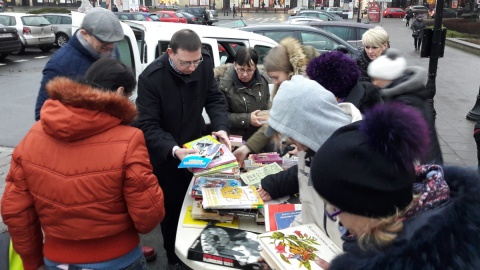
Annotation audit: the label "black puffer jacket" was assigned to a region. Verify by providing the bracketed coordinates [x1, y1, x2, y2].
[356, 50, 373, 82]
[330, 166, 480, 270]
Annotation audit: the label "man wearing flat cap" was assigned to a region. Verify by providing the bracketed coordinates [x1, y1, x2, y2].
[34, 7, 124, 121]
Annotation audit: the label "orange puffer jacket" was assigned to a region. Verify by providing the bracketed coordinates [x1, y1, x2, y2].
[1, 78, 165, 270]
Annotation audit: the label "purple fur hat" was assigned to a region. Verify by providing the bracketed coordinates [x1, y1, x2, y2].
[306, 51, 361, 99]
[311, 103, 430, 218]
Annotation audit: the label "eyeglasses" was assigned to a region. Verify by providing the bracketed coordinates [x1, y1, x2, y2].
[236, 68, 256, 75]
[175, 54, 203, 67]
[324, 202, 342, 222]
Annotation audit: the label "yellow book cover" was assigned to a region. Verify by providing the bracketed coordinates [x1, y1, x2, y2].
[202, 186, 264, 210]
[182, 206, 239, 229]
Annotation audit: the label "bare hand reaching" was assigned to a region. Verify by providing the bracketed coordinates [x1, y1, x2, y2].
[250, 110, 266, 127]
[257, 187, 272, 202]
[212, 130, 231, 150]
[175, 148, 200, 161]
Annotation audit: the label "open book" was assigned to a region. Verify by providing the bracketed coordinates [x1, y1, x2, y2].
[258, 224, 342, 270]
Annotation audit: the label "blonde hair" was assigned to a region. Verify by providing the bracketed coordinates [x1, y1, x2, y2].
[362, 26, 390, 48]
[355, 196, 418, 250]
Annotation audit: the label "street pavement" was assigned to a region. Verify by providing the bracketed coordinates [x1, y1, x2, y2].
[0, 12, 479, 269]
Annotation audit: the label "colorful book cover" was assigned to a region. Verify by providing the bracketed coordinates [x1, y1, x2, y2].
[264, 204, 302, 232]
[274, 210, 301, 230]
[204, 144, 237, 169]
[182, 206, 239, 229]
[252, 152, 283, 164]
[202, 186, 264, 210]
[187, 225, 261, 269]
[178, 136, 222, 169]
[240, 162, 283, 188]
[258, 224, 343, 270]
[193, 161, 239, 177]
[191, 177, 242, 199]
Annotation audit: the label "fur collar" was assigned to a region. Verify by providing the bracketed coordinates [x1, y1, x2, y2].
[380, 66, 428, 99]
[280, 37, 309, 76]
[46, 77, 137, 125]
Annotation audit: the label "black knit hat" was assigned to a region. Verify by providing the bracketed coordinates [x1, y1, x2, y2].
[311, 103, 430, 218]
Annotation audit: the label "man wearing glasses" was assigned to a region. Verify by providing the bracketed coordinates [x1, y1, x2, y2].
[135, 29, 230, 270]
[34, 7, 123, 121]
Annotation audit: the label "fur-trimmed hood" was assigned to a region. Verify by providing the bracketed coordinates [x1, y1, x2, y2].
[280, 37, 309, 76]
[380, 66, 428, 99]
[41, 77, 137, 141]
[330, 166, 480, 270]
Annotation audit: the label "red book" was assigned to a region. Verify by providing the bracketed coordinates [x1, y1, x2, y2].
[251, 153, 282, 164]
[264, 204, 302, 232]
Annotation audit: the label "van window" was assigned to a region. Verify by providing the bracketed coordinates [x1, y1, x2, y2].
[253, 45, 271, 65]
[116, 36, 136, 77]
[300, 31, 337, 51]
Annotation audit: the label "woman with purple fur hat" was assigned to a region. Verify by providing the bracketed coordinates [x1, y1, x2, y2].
[306, 51, 382, 113]
[310, 103, 480, 269]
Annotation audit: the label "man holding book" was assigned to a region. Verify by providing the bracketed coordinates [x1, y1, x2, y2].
[135, 29, 230, 269]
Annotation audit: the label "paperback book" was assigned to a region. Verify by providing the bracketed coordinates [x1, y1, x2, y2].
[193, 161, 240, 177]
[202, 186, 264, 210]
[191, 200, 235, 222]
[178, 135, 222, 169]
[191, 177, 242, 199]
[264, 204, 302, 232]
[187, 225, 262, 269]
[251, 152, 283, 164]
[258, 224, 342, 270]
[240, 162, 284, 188]
[182, 206, 238, 229]
[204, 144, 237, 169]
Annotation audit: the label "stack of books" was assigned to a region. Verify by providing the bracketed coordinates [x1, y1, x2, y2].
[178, 136, 240, 179]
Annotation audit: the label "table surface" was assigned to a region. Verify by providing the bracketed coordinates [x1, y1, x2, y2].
[174, 178, 266, 269]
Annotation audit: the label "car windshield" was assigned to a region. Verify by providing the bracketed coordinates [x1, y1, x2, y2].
[22, 16, 51, 26]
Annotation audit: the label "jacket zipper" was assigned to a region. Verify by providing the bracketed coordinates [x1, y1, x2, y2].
[242, 96, 247, 112]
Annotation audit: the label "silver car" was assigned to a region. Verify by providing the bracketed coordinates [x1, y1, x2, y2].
[0, 13, 55, 54]
[42, 13, 72, 47]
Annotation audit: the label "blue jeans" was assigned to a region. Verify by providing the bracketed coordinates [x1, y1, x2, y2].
[46, 256, 147, 270]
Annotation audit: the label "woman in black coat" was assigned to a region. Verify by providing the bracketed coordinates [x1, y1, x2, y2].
[411, 14, 426, 51]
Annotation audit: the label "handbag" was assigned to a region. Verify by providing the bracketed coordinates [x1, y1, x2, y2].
[412, 31, 419, 38]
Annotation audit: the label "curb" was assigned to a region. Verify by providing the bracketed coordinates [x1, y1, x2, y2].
[446, 38, 480, 56]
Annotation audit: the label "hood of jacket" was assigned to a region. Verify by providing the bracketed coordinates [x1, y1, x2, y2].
[331, 166, 480, 270]
[41, 77, 137, 142]
[280, 37, 310, 76]
[380, 66, 428, 99]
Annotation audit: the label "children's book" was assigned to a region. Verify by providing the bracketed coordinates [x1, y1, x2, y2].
[240, 162, 283, 188]
[182, 206, 238, 229]
[202, 186, 264, 210]
[205, 167, 241, 179]
[191, 200, 235, 222]
[252, 152, 283, 164]
[178, 135, 222, 169]
[258, 224, 343, 270]
[204, 144, 237, 169]
[193, 161, 240, 177]
[187, 225, 262, 269]
[264, 204, 302, 232]
[229, 135, 244, 148]
[191, 177, 242, 199]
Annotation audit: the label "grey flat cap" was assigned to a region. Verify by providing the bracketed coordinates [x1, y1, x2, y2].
[82, 7, 123, 43]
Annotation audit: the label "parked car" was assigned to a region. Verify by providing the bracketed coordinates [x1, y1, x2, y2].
[286, 15, 325, 24]
[408, 5, 429, 17]
[297, 10, 343, 21]
[383, 7, 406, 18]
[430, 8, 457, 18]
[41, 13, 72, 47]
[325, 7, 344, 16]
[136, 12, 160, 21]
[305, 21, 374, 47]
[240, 24, 359, 58]
[139, 5, 149, 12]
[158, 4, 181, 10]
[114, 12, 148, 21]
[288, 6, 307, 16]
[0, 24, 21, 59]
[177, 7, 218, 25]
[0, 13, 55, 54]
[153, 11, 187, 23]
[180, 12, 200, 24]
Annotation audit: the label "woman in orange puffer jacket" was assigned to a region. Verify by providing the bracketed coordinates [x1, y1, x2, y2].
[1, 59, 165, 270]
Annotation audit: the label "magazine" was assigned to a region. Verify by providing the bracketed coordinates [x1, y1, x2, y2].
[178, 135, 222, 169]
[240, 162, 283, 188]
[187, 225, 261, 269]
[258, 224, 342, 270]
[191, 177, 242, 199]
[202, 186, 264, 210]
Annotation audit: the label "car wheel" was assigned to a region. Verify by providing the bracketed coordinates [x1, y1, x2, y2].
[0, 53, 8, 60]
[387, 14, 392, 18]
[39, 45, 53, 52]
[56, 33, 69, 47]
[11, 43, 25, 55]
[207, 22, 213, 25]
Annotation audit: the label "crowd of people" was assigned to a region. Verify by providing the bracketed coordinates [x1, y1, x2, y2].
[2, 6, 480, 270]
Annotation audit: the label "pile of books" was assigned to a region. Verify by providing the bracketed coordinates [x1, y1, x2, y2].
[244, 152, 298, 171]
[178, 135, 240, 179]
